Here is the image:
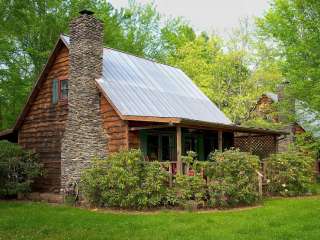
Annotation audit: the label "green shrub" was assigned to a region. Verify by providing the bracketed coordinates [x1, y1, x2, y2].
[265, 149, 314, 196]
[140, 161, 169, 207]
[81, 149, 262, 209]
[173, 175, 206, 209]
[206, 149, 260, 207]
[0, 140, 42, 197]
[80, 149, 169, 209]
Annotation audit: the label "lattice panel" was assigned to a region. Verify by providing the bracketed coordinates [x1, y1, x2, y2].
[234, 135, 277, 159]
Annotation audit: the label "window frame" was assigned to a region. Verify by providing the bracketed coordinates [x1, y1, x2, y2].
[59, 79, 68, 102]
[140, 131, 176, 162]
[52, 76, 68, 105]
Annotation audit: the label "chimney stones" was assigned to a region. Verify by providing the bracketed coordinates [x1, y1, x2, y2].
[61, 11, 107, 193]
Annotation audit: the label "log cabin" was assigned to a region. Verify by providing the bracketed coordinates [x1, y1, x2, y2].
[252, 92, 320, 174]
[0, 10, 287, 195]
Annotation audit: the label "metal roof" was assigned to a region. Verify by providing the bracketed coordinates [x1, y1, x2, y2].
[295, 100, 320, 137]
[265, 92, 278, 102]
[62, 35, 232, 125]
[263, 92, 320, 137]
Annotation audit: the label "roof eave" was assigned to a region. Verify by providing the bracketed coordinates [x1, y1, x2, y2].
[12, 36, 67, 131]
[180, 119, 289, 135]
[0, 128, 14, 137]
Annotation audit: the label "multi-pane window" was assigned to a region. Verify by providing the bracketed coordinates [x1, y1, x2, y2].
[52, 78, 68, 104]
[60, 79, 68, 100]
[143, 133, 176, 161]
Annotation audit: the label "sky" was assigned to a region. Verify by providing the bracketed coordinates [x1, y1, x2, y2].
[108, 0, 271, 35]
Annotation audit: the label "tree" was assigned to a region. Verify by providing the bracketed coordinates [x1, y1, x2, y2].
[0, 0, 191, 130]
[0, 0, 70, 130]
[167, 18, 281, 124]
[257, 0, 320, 114]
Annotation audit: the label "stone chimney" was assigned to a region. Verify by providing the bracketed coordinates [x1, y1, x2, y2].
[61, 10, 107, 193]
[276, 80, 294, 123]
[276, 80, 295, 151]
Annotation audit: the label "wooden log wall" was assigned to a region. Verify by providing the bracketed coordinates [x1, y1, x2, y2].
[128, 131, 140, 149]
[100, 97, 129, 153]
[18, 45, 69, 193]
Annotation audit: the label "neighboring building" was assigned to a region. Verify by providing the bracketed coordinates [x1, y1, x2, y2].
[0, 11, 286, 195]
[253, 92, 306, 136]
[253, 92, 320, 174]
[253, 92, 320, 139]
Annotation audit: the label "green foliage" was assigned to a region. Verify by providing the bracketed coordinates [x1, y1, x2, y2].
[257, 0, 320, 114]
[173, 175, 206, 208]
[80, 149, 169, 209]
[243, 117, 284, 130]
[294, 132, 320, 159]
[0, 0, 192, 131]
[181, 151, 197, 165]
[140, 161, 169, 208]
[265, 149, 315, 196]
[167, 21, 281, 124]
[206, 149, 260, 207]
[0, 140, 42, 197]
[81, 149, 264, 209]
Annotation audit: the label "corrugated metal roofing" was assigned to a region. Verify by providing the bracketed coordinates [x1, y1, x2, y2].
[263, 91, 320, 137]
[296, 100, 320, 137]
[61, 35, 232, 125]
[265, 92, 278, 102]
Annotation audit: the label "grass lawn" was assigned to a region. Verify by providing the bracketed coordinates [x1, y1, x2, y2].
[1, 197, 320, 240]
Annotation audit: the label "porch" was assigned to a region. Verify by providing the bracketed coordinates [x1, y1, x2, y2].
[128, 121, 287, 175]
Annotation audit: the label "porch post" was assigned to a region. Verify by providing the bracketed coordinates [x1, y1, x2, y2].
[176, 125, 182, 175]
[218, 130, 223, 151]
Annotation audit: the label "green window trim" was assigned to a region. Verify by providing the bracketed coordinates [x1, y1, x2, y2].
[182, 133, 205, 161]
[140, 131, 176, 161]
[52, 79, 59, 104]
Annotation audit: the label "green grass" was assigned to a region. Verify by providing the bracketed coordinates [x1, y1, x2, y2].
[1, 197, 320, 240]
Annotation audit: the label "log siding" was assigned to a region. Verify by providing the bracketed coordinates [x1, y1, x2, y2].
[18, 46, 69, 193]
[100, 96, 129, 153]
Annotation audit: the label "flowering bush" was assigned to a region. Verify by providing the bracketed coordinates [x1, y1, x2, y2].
[80, 149, 169, 209]
[81, 149, 262, 209]
[265, 149, 314, 196]
[206, 149, 261, 207]
[173, 175, 206, 209]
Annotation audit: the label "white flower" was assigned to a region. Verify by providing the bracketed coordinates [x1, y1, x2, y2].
[282, 184, 286, 187]
[266, 179, 270, 183]
[285, 189, 288, 192]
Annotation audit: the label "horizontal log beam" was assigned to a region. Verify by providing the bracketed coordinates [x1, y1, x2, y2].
[129, 123, 175, 131]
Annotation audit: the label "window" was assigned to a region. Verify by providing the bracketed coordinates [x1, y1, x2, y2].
[204, 133, 218, 160]
[142, 133, 176, 161]
[52, 78, 68, 104]
[183, 134, 205, 160]
[161, 136, 170, 161]
[60, 79, 68, 100]
[161, 135, 176, 161]
[184, 135, 198, 153]
[147, 135, 159, 161]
